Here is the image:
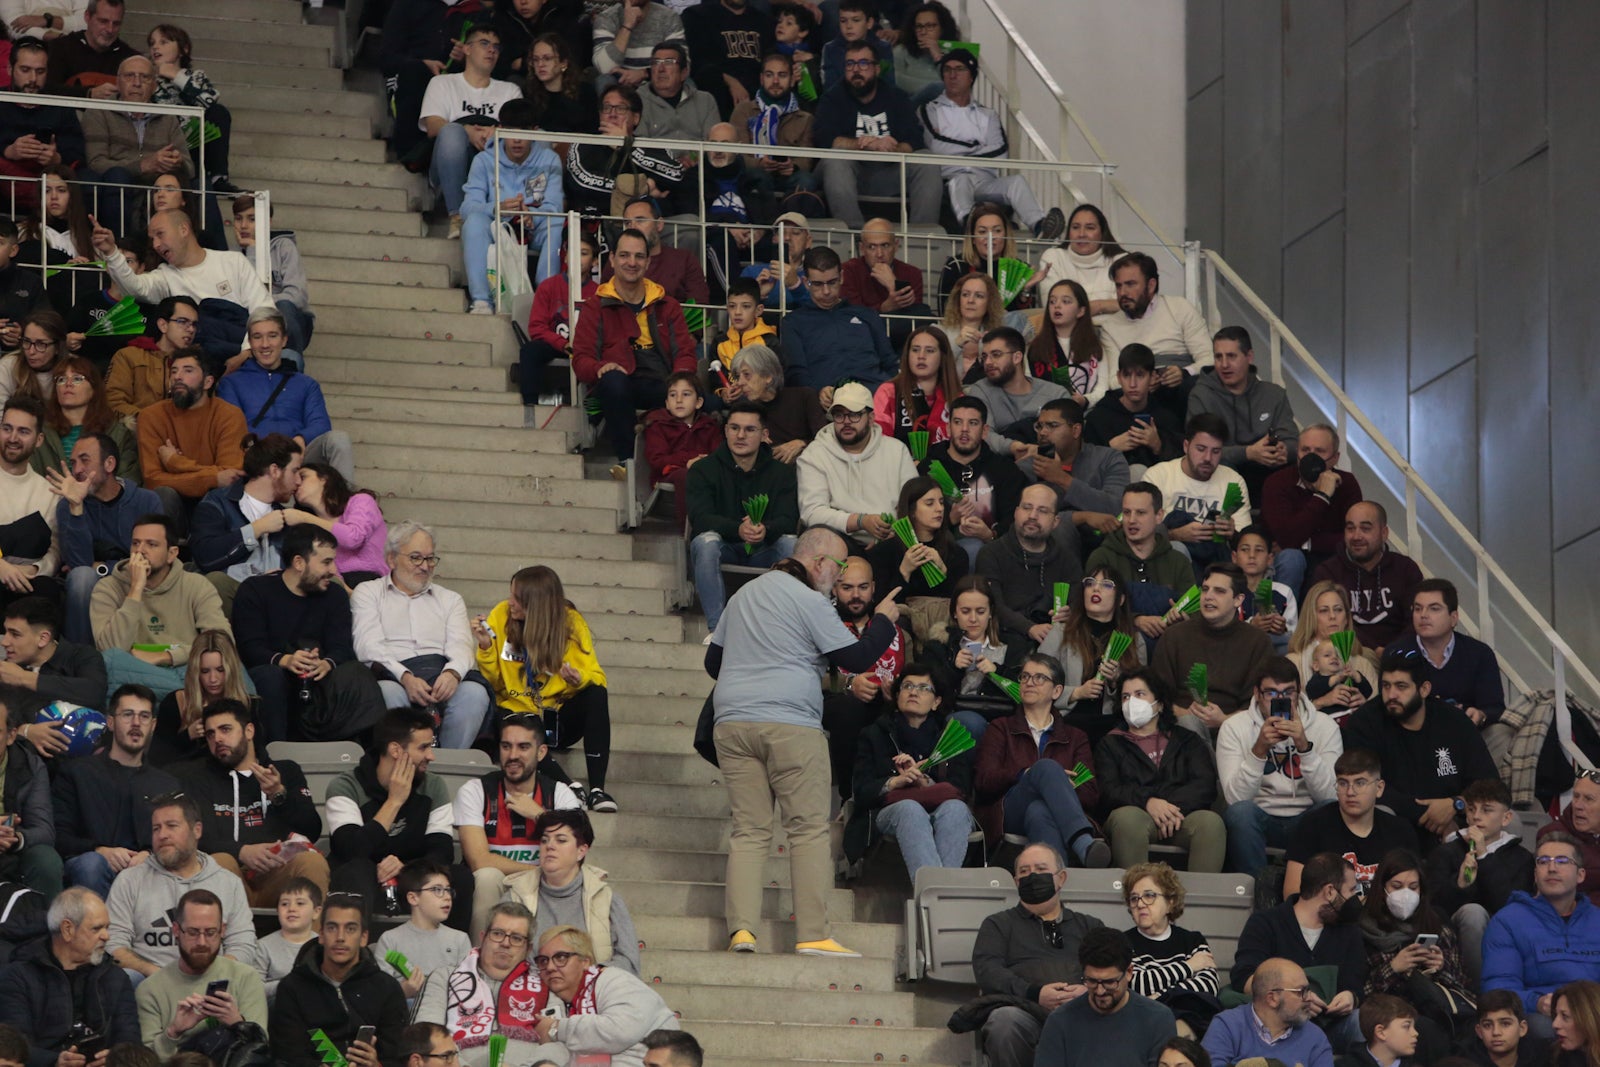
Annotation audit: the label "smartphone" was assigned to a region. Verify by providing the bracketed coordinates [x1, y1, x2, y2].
[205, 979, 229, 998]
[1266, 430, 1279, 446]
[961, 638, 983, 659]
[1132, 413, 1154, 426]
[1268, 695, 1293, 719]
[355, 1026, 377, 1047]
[1413, 933, 1440, 948]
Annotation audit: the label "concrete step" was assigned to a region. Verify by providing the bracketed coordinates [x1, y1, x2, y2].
[598, 722, 694, 750]
[595, 639, 722, 669]
[613, 880, 858, 924]
[197, 58, 342, 89]
[314, 332, 489, 368]
[232, 132, 387, 164]
[605, 666, 714, 698]
[361, 466, 626, 513]
[568, 748, 722, 787]
[139, 0, 303, 22]
[232, 154, 415, 191]
[314, 279, 465, 313]
[323, 388, 528, 429]
[441, 551, 676, 591]
[369, 497, 619, 538]
[230, 109, 373, 141]
[589, 812, 731, 853]
[125, 10, 333, 48]
[351, 440, 582, 481]
[237, 177, 408, 213]
[632, 915, 898, 959]
[631, 949, 893, 993]
[303, 256, 453, 288]
[610, 696, 705, 728]
[603, 782, 728, 817]
[592, 845, 790, 885]
[442, 579, 677, 622]
[297, 230, 463, 267]
[153, 38, 332, 68]
[318, 355, 503, 393]
[219, 85, 383, 120]
[425, 524, 637, 562]
[693, 1021, 964, 1064]
[317, 305, 516, 347]
[338, 417, 566, 455]
[661, 984, 919, 1028]
[271, 203, 424, 238]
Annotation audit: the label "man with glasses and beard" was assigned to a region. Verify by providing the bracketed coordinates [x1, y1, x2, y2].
[134, 347, 247, 523]
[796, 381, 917, 549]
[1233, 852, 1366, 1049]
[416, 902, 543, 1067]
[1343, 652, 1497, 847]
[707, 526, 902, 958]
[969, 842, 1105, 1067]
[53, 683, 177, 896]
[1204, 957, 1334, 1067]
[1032, 928, 1176, 1067]
[0, 886, 139, 1064]
[174, 698, 327, 907]
[454, 715, 583, 939]
[135, 888, 268, 1057]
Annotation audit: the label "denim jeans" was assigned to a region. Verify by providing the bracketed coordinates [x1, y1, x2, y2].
[429, 122, 478, 216]
[463, 209, 564, 304]
[65, 850, 114, 897]
[595, 371, 668, 460]
[693, 531, 796, 631]
[1274, 548, 1307, 600]
[378, 676, 491, 749]
[875, 797, 970, 881]
[64, 565, 104, 645]
[1223, 799, 1330, 875]
[277, 299, 315, 355]
[101, 648, 188, 705]
[1002, 760, 1095, 865]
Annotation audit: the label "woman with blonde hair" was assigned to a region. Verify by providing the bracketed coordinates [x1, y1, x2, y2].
[1289, 579, 1378, 715]
[938, 202, 1038, 311]
[935, 273, 1005, 382]
[153, 629, 253, 764]
[473, 565, 615, 812]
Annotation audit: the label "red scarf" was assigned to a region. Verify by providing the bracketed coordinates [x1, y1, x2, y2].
[567, 964, 603, 1016]
[445, 951, 546, 1048]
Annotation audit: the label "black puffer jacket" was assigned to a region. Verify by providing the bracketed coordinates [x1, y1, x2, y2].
[0, 935, 140, 1067]
[1092, 718, 1218, 819]
[270, 944, 408, 1067]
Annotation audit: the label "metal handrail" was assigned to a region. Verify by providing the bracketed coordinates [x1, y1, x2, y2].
[0, 90, 208, 193]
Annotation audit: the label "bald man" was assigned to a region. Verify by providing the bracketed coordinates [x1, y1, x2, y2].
[820, 557, 909, 799]
[82, 54, 195, 234]
[1203, 957, 1333, 1067]
[841, 218, 933, 350]
[92, 208, 275, 366]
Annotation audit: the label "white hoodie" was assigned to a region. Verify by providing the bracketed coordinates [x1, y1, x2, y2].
[796, 423, 919, 546]
[1216, 695, 1344, 817]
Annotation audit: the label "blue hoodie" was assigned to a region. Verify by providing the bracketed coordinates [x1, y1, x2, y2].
[463, 136, 566, 279]
[1482, 890, 1600, 1012]
[217, 358, 332, 442]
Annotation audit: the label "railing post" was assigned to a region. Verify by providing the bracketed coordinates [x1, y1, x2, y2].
[1269, 324, 1282, 386]
[1184, 242, 1202, 317]
[1203, 255, 1220, 332]
[251, 189, 271, 287]
[1405, 479, 1421, 570]
[1477, 555, 1494, 648]
[491, 135, 502, 312]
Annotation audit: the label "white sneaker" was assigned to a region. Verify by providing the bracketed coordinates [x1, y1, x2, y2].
[448, 214, 463, 239]
[469, 300, 493, 315]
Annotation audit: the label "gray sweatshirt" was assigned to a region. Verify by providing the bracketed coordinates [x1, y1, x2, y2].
[266, 232, 311, 311]
[106, 852, 259, 971]
[965, 376, 1071, 453]
[535, 872, 642, 976]
[376, 921, 472, 986]
[256, 930, 313, 1001]
[1185, 368, 1298, 470]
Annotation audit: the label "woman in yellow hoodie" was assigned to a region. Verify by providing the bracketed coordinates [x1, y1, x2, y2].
[472, 565, 617, 812]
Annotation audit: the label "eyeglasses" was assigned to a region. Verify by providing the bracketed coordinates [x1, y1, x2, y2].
[166, 316, 197, 328]
[843, 59, 875, 70]
[1082, 975, 1125, 990]
[485, 928, 530, 946]
[21, 338, 56, 350]
[1271, 986, 1313, 999]
[113, 709, 155, 723]
[53, 374, 89, 386]
[806, 275, 842, 290]
[1018, 672, 1055, 685]
[1125, 890, 1165, 906]
[901, 682, 935, 694]
[1082, 577, 1116, 591]
[423, 1053, 460, 1063]
[532, 950, 582, 968]
[1536, 855, 1578, 867]
[812, 554, 847, 569]
[403, 553, 441, 567]
[830, 410, 870, 422]
[1335, 777, 1377, 793]
[599, 103, 634, 115]
[178, 925, 221, 940]
[419, 885, 454, 898]
[1259, 687, 1299, 701]
[650, 57, 680, 67]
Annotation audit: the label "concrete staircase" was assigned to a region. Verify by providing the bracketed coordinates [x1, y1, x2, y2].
[144, 1, 968, 1061]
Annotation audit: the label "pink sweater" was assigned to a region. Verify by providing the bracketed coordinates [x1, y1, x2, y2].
[332, 492, 389, 577]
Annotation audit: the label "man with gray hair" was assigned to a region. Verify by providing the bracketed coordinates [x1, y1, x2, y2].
[0, 885, 140, 1060]
[216, 310, 352, 479]
[416, 901, 540, 1067]
[81, 53, 193, 235]
[352, 522, 491, 750]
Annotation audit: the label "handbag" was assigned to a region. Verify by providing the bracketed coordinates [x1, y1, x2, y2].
[889, 782, 962, 812]
[487, 221, 532, 302]
[694, 691, 719, 767]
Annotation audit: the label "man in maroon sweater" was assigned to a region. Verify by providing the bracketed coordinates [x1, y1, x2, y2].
[1310, 501, 1423, 650]
[840, 219, 932, 350]
[1260, 423, 1362, 597]
[601, 195, 712, 307]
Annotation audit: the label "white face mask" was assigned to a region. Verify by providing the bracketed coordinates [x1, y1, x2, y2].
[1123, 696, 1157, 730]
[1386, 887, 1420, 921]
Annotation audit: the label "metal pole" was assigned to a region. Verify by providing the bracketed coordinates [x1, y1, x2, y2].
[252, 189, 271, 286]
[1269, 324, 1282, 386]
[1405, 479, 1421, 570]
[492, 133, 502, 311]
[1477, 555, 1494, 648]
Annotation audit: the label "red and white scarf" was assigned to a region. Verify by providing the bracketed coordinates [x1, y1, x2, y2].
[567, 964, 603, 1016]
[445, 950, 546, 1048]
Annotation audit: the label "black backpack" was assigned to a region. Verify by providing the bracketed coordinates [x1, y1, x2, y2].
[0, 883, 48, 964]
[182, 1021, 274, 1067]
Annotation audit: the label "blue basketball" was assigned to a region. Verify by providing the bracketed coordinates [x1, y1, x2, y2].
[35, 702, 107, 758]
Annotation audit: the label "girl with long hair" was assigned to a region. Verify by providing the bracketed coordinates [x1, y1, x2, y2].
[936, 273, 1004, 383]
[154, 629, 253, 764]
[0, 309, 67, 407]
[1289, 579, 1378, 715]
[892, 1, 958, 104]
[1554, 981, 1600, 1067]
[473, 565, 616, 811]
[867, 475, 969, 604]
[1025, 278, 1107, 405]
[1039, 566, 1145, 730]
[523, 32, 598, 133]
[30, 354, 138, 479]
[924, 575, 1028, 715]
[873, 327, 962, 446]
[939, 203, 1038, 311]
[1361, 848, 1475, 1048]
[1037, 204, 1126, 316]
[293, 463, 388, 583]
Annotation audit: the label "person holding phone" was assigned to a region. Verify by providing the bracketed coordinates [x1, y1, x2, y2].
[135, 888, 268, 1057]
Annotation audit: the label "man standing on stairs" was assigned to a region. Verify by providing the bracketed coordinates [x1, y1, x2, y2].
[571, 227, 696, 470]
[707, 525, 904, 958]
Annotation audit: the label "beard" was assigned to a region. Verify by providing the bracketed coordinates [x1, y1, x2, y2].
[1384, 692, 1424, 722]
[171, 383, 200, 410]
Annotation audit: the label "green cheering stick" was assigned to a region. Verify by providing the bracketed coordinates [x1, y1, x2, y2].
[1330, 629, 1360, 688]
[1052, 581, 1071, 613]
[384, 950, 413, 979]
[181, 115, 221, 151]
[1254, 577, 1275, 615]
[890, 515, 945, 586]
[1186, 663, 1209, 706]
[988, 672, 1021, 703]
[309, 1030, 348, 1067]
[488, 1034, 508, 1067]
[84, 295, 146, 337]
[1212, 482, 1245, 543]
[1097, 631, 1133, 679]
[741, 493, 768, 555]
[682, 305, 707, 334]
[926, 460, 960, 499]
[907, 429, 929, 462]
[995, 257, 1034, 307]
[1069, 761, 1093, 788]
[918, 718, 975, 772]
[1169, 584, 1202, 618]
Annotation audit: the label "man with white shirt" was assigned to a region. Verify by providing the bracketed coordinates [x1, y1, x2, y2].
[0, 395, 60, 611]
[1143, 412, 1251, 578]
[351, 522, 491, 751]
[91, 209, 273, 368]
[1098, 253, 1213, 412]
[918, 49, 1062, 240]
[418, 25, 522, 238]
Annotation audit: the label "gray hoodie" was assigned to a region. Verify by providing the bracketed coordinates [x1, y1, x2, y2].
[1023, 440, 1131, 515]
[106, 851, 259, 971]
[1185, 368, 1298, 470]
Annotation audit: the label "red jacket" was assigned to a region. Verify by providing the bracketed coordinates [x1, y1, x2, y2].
[528, 272, 599, 350]
[570, 278, 697, 384]
[973, 708, 1100, 848]
[642, 407, 722, 480]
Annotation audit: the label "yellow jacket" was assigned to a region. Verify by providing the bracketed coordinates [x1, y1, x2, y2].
[714, 319, 779, 370]
[475, 600, 607, 713]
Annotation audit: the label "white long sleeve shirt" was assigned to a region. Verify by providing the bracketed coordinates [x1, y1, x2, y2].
[1098, 293, 1214, 372]
[351, 575, 476, 684]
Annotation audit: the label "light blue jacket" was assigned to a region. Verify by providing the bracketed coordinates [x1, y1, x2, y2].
[463, 138, 566, 280]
